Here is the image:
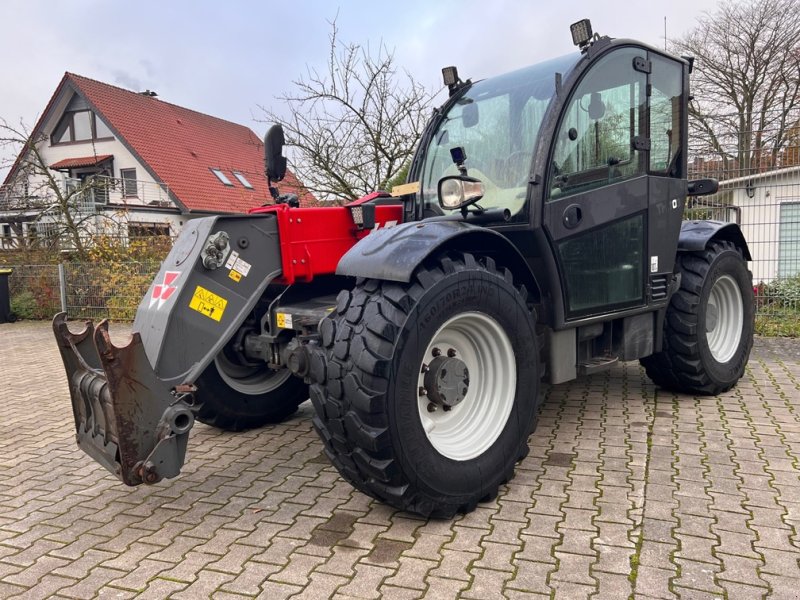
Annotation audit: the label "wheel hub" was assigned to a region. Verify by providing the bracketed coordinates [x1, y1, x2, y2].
[423, 354, 469, 408]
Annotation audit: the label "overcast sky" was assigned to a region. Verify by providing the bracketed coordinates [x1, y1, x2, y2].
[1, 0, 721, 179]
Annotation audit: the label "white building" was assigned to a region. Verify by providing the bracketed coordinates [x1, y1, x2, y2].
[1, 72, 313, 250]
[700, 166, 800, 283]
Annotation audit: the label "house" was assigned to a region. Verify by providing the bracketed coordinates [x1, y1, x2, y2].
[690, 165, 800, 283]
[0, 72, 313, 250]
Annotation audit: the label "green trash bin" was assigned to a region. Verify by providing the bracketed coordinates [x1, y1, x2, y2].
[0, 268, 12, 323]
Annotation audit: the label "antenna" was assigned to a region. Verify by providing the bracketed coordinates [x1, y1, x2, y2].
[664, 16, 667, 51]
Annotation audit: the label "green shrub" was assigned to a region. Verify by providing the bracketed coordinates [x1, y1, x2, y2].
[11, 291, 39, 320]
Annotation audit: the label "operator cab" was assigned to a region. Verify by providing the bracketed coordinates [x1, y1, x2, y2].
[410, 19, 697, 334]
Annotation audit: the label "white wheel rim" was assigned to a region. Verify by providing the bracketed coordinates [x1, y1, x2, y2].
[215, 353, 292, 395]
[706, 274, 744, 363]
[417, 311, 516, 461]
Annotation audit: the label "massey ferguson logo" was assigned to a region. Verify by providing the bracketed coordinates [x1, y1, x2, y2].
[149, 271, 181, 309]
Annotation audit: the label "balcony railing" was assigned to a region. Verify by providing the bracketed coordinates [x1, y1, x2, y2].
[0, 176, 172, 213]
[67, 175, 172, 211]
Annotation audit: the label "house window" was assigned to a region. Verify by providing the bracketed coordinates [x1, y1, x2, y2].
[120, 169, 138, 197]
[51, 110, 114, 144]
[232, 171, 254, 189]
[1, 224, 10, 238]
[210, 168, 233, 186]
[128, 222, 171, 239]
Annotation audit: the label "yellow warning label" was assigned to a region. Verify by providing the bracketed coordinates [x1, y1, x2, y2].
[276, 312, 292, 329]
[228, 270, 242, 283]
[189, 285, 228, 322]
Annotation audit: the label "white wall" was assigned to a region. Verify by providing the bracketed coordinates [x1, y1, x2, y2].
[728, 172, 800, 282]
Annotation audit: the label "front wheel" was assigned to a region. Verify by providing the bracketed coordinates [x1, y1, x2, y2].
[641, 240, 754, 395]
[310, 252, 541, 517]
[193, 343, 309, 432]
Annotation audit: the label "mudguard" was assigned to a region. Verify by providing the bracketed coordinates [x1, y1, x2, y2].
[336, 219, 534, 285]
[679, 220, 752, 261]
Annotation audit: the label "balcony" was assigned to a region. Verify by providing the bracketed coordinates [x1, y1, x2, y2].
[0, 176, 172, 214]
[66, 175, 172, 211]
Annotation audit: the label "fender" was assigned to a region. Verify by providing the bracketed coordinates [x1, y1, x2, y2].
[678, 220, 752, 261]
[336, 219, 540, 300]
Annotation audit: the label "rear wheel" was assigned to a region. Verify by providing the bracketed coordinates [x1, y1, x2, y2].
[310, 252, 540, 517]
[641, 240, 754, 395]
[194, 341, 308, 432]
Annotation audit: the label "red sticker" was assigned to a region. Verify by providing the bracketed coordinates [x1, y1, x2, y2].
[150, 271, 181, 309]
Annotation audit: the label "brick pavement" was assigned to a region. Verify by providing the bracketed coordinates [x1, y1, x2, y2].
[1, 320, 799, 599]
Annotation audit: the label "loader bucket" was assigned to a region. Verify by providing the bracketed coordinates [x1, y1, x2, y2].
[54, 313, 194, 485]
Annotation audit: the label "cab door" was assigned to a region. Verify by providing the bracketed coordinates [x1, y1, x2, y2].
[543, 47, 649, 319]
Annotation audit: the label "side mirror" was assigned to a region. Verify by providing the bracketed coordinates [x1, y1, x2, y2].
[462, 102, 479, 128]
[438, 175, 484, 210]
[687, 178, 719, 196]
[264, 124, 287, 183]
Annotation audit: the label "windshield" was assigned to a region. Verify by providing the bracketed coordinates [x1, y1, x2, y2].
[420, 52, 580, 221]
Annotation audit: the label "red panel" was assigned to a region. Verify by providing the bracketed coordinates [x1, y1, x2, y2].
[249, 203, 403, 284]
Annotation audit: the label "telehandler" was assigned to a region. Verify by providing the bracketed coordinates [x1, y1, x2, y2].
[55, 19, 753, 517]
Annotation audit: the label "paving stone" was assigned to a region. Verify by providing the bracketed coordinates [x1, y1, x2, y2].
[2, 324, 799, 600]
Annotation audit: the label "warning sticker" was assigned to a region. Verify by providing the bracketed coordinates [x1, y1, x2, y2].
[189, 285, 228, 322]
[276, 312, 293, 329]
[233, 256, 251, 276]
[229, 270, 242, 282]
[225, 251, 239, 270]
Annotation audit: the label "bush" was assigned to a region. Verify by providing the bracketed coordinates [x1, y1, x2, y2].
[756, 275, 800, 312]
[11, 291, 39, 320]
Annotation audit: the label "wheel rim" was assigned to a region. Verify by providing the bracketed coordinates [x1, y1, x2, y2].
[706, 274, 744, 363]
[215, 352, 292, 395]
[417, 311, 516, 461]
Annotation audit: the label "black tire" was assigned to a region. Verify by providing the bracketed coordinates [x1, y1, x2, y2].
[194, 351, 309, 432]
[641, 240, 754, 395]
[309, 252, 541, 518]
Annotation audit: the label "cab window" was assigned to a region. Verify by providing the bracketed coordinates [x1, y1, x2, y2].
[649, 54, 684, 176]
[548, 48, 647, 200]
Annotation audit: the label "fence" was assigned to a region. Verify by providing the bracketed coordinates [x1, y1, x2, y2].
[8, 260, 161, 321]
[4, 171, 800, 334]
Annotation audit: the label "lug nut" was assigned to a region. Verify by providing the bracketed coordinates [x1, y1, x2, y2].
[447, 348, 457, 357]
[432, 347, 441, 357]
[421, 363, 429, 373]
[443, 405, 452, 412]
[427, 402, 437, 412]
[419, 387, 427, 396]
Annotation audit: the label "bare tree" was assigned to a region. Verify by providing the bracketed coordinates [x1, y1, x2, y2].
[0, 119, 126, 258]
[259, 21, 434, 202]
[673, 0, 800, 178]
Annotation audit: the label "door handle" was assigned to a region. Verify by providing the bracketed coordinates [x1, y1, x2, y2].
[563, 204, 582, 229]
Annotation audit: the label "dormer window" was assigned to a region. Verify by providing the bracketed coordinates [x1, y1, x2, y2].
[210, 168, 233, 186]
[52, 110, 113, 144]
[232, 171, 254, 189]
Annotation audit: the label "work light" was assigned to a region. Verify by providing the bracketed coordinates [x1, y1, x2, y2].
[570, 19, 593, 48]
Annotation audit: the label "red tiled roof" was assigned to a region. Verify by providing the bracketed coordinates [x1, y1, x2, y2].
[26, 73, 314, 213]
[50, 154, 113, 170]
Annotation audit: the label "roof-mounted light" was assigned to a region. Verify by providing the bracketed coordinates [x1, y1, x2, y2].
[570, 19, 594, 50]
[442, 66, 464, 97]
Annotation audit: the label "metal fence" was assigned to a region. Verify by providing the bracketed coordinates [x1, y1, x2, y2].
[4, 170, 800, 333]
[8, 261, 161, 321]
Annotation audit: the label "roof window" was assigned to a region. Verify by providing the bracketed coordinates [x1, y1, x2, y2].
[232, 171, 254, 189]
[210, 168, 233, 186]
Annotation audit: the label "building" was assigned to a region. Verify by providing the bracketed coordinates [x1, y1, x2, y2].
[0, 72, 313, 250]
[690, 166, 800, 283]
